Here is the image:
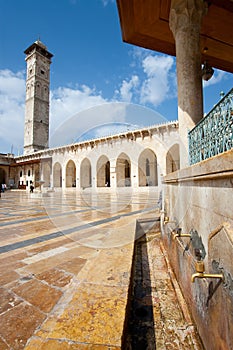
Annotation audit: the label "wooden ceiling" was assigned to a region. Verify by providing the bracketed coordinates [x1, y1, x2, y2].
[117, 0, 233, 73]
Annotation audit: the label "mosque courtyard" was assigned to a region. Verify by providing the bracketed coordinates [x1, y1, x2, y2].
[0, 189, 203, 349]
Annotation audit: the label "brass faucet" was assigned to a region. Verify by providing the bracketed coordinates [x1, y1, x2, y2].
[191, 261, 224, 283]
[172, 227, 191, 239]
[164, 216, 176, 225]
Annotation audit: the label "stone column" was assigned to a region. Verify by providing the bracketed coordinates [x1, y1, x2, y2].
[76, 162, 80, 190]
[169, 0, 207, 168]
[157, 163, 163, 191]
[130, 162, 138, 188]
[91, 160, 97, 188]
[62, 165, 66, 189]
[50, 168, 54, 189]
[110, 159, 117, 189]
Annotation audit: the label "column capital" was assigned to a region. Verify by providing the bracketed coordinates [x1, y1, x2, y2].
[169, 0, 208, 37]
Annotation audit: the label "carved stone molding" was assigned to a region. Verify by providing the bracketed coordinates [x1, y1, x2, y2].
[169, 0, 208, 37]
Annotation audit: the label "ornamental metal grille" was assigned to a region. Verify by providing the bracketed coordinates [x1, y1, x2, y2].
[188, 88, 233, 165]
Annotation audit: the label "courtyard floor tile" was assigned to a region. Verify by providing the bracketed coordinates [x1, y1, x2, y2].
[0, 190, 203, 349]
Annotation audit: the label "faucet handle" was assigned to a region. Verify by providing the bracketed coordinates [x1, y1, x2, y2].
[195, 260, 205, 273]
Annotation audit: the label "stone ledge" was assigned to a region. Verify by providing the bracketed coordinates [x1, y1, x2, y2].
[164, 148, 233, 183]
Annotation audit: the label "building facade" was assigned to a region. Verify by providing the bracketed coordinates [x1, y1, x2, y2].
[10, 121, 180, 192]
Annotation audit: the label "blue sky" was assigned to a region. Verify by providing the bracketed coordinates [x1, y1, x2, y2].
[0, 0, 232, 154]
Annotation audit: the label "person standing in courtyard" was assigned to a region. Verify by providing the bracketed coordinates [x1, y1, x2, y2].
[30, 182, 34, 193]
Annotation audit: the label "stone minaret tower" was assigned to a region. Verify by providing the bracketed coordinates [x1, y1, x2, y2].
[24, 40, 53, 154]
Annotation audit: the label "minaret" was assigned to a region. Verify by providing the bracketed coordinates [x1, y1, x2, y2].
[23, 40, 53, 154]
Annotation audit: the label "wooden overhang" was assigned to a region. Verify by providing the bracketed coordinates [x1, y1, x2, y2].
[117, 0, 233, 73]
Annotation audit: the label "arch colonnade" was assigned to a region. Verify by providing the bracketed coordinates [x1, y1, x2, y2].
[14, 122, 180, 192]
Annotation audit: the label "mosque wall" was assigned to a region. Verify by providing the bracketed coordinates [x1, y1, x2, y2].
[162, 148, 233, 350]
[46, 122, 180, 191]
[12, 121, 180, 193]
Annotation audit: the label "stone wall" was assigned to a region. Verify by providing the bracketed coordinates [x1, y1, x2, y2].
[161, 149, 233, 349]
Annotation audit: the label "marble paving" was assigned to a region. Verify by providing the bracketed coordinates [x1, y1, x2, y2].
[0, 190, 203, 349]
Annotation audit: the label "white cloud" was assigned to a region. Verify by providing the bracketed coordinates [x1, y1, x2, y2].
[0, 70, 25, 154]
[115, 53, 175, 107]
[50, 102, 129, 147]
[140, 55, 175, 105]
[50, 85, 107, 133]
[116, 75, 139, 102]
[101, 0, 114, 6]
[0, 69, 25, 99]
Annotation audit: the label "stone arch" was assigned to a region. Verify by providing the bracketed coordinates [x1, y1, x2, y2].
[28, 65, 33, 76]
[34, 165, 40, 185]
[26, 83, 30, 99]
[166, 144, 180, 174]
[35, 81, 41, 97]
[66, 160, 76, 188]
[0, 168, 6, 185]
[97, 155, 110, 187]
[18, 168, 24, 187]
[80, 158, 92, 189]
[53, 162, 62, 188]
[116, 153, 131, 187]
[43, 85, 49, 99]
[24, 166, 31, 188]
[39, 65, 46, 77]
[42, 162, 51, 187]
[138, 149, 158, 186]
[31, 82, 34, 94]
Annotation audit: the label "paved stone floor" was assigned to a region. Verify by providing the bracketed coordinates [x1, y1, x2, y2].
[0, 189, 203, 350]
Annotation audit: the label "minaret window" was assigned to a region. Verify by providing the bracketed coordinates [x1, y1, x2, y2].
[36, 83, 41, 96]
